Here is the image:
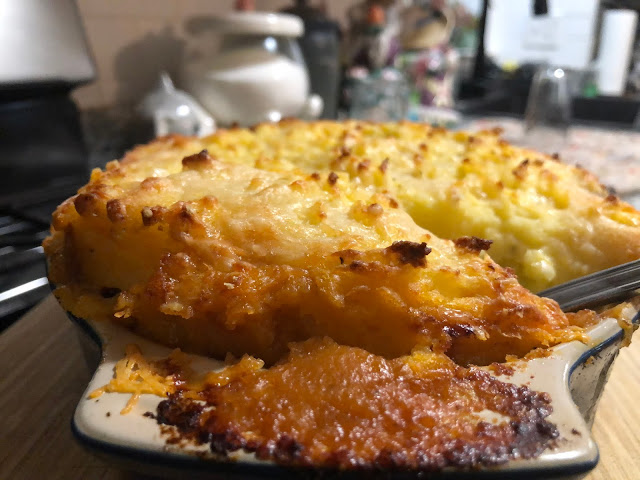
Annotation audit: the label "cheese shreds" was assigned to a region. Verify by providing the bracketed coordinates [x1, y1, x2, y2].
[44, 120, 631, 365]
[92, 344, 265, 414]
[45, 121, 640, 471]
[89, 344, 188, 413]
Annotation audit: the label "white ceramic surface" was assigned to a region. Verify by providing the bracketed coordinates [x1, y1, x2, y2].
[204, 12, 303, 37]
[70, 303, 639, 477]
[183, 48, 314, 127]
[180, 12, 322, 128]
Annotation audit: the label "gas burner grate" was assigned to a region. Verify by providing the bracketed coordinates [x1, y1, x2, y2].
[0, 178, 83, 330]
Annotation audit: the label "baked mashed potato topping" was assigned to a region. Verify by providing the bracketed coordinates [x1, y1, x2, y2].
[52, 120, 640, 292]
[45, 124, 604, 365]
[45, 120, 640, 470]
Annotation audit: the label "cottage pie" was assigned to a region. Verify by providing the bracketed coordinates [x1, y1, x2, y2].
[44, 120, 640, 470]
[50, 120, 640, 292]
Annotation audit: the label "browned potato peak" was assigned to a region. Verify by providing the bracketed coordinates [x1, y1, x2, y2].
[42, 120, 623, 366]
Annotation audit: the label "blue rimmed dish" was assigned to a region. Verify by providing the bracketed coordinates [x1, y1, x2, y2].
[66, 302, 639, 479]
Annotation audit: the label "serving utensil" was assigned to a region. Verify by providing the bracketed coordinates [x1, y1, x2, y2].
[539, 258, 640, 311]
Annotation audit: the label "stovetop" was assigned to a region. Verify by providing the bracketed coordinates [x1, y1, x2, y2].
[0, 92, 155, 331]
[0, 178, 85, 330]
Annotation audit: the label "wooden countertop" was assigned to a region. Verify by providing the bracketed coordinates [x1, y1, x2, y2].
[2, 296, 639, 480]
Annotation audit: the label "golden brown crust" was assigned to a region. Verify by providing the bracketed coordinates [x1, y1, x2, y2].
[454, 236, 493, 253]
[154, 338, 559, 470]
[45, 150, 588, 365]
[46, 120, 640, 471]
[56, 120, 640, 292]
[44, 120, 638, 366]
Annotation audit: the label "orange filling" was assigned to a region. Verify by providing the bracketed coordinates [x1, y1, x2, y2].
[139, 338, 559, 470]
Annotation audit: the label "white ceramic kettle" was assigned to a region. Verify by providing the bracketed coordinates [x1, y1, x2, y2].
[181, 12, 323, 127]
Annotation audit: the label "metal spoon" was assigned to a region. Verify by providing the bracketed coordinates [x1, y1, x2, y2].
[538, 259, 640, 311]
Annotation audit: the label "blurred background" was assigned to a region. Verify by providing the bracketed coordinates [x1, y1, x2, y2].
[2, 0, 640, 328]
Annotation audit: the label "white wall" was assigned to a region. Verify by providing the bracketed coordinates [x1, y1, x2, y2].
[74, 0, 360, 108]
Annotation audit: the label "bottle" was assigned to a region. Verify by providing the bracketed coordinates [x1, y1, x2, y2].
[348, 4, 387, 71]
[281, 0, 341, 119]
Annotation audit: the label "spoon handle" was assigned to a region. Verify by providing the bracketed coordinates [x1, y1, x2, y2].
[538, 259, 640, 311]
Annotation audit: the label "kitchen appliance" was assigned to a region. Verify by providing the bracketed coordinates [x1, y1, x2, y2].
[0, 0, 95, 195]
[0, 0, 94, 87]
[0, 0, 96, 329]
[0, 180, 84, 331]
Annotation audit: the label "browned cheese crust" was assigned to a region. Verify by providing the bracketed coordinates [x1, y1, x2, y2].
[45, 120, 640, 471]
[153, 338, 559, 470]
[47, 120, 640, 292]
[43, 123, 601, 365]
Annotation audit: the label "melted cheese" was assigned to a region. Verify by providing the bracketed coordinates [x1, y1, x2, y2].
[44, 123, 605, 365]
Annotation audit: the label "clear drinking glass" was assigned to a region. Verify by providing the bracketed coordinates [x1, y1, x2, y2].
[349, 68, 410, 121]
[522, 66, 572, 154]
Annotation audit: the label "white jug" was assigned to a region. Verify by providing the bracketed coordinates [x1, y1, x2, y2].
[181, 12, 323, 127]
